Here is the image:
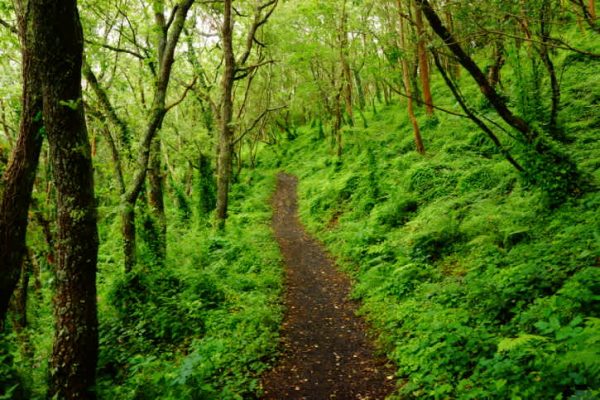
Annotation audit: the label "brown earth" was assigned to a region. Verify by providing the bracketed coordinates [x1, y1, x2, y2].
[260, 173, 396, 400]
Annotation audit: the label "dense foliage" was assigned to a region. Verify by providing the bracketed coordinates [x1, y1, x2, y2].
[259, 39, 600, 398]
[3, 172, 282, 400]
[0, 0, 598, 398]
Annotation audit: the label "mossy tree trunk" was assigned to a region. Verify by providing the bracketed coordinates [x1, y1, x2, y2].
[148, 139, 166, 261]
[339, 0, 354, 126]
[215, 0, 278, 227]
[32, 0, 99, 397]
[216, 0, 235, 226]
[0, 0, 44, 329]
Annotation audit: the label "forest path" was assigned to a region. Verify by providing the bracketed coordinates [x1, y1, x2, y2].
[260, 173, 395, 400]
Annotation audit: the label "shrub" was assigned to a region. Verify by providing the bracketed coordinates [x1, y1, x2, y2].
[409, 228, 463, 262]
[374, 196, 418, 228]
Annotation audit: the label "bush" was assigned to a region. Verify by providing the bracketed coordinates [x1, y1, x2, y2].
[457, 167, 498, 193]
[374, 196, 418, 228]
[407, 164, 459, 200]
[0, 333, 24, 400]
[409, 229, 463, 262]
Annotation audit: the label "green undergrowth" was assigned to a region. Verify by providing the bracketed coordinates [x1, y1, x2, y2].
[6, 171, 283, 400]
[95, 171, 283, 399]
[258, 53, 600, 398]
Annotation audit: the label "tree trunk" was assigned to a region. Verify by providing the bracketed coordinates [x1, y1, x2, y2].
[9, 255, 30, 333]
[0, 0, 44, 329]
[32, 1, 99, 398]
[334, 90, 343, 157]
[122, 204, 136, 273]
[216, 0, 236, 226]
[415, 0, 533, 141]
[383, 82, 391, 104]
[410, 55, 422, 105]
[148, 139, 166, 261]
[415, 2, 433, 115]
[353, 69, 366, 110]
[375, 80, 383, 104]
[539, 0, 563, 139]
[398, 0, 425, 154]
[415, 6, 433, 115]
[488, 39, 506, 88]
[339, 0, 354, 126]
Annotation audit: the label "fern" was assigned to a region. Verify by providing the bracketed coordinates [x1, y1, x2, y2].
[496, 334, 548, 353]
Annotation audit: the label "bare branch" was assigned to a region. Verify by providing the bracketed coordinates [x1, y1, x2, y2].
[85, 39, 146, 59]
[478, 29, 600, 59]
[234, 59, 275, 80]
[0, 17, 17, 35]
[431, 49, 524, 172]
[165, 77, 198, 111]
[382, 78, 469, 119]
[237, 0, 278, 66]
[166, 5, 179, 31]
[233, 105, 287, 145]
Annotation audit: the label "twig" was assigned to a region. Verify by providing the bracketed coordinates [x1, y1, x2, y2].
[233, 105, 287, 145]
[166, 77, 198, 112]
[85, 39, 146, 59]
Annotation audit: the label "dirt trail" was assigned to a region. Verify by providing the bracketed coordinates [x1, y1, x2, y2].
[261, 173, 395, 400]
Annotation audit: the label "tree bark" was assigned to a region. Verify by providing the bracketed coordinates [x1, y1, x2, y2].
[414, 2, 434, 115]
[539, 0, 563, 139]
[398, 0, 425, 154]
[0, 0, 44, 329]
[488, 39, 506, 88]
[216, 0, 236, 226]
[334, 89, 343, 157]
[148, 139, 166, 261]
[122, 204, 136, 273]
[353, 69, 366, 110]
[32, 0, 99, 398]
[339, 0, 354, 125]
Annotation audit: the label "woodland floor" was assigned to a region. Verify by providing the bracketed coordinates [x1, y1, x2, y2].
[260, 173, 396, 400]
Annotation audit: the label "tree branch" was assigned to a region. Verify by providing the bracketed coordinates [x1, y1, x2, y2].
[234, 59, 275, 80]
[431, 50, 524, 172]
[85, 39, 146, 59]
[233, 105, 287, 145]
[165, 76, 198, 111]
[237, 0, 278, 66]
[415, 0, 533, 141]
[0, 17, 17, 35]
[382, 78, 470, 119]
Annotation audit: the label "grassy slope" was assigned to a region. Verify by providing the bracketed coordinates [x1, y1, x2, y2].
[258, 37, 600, 398]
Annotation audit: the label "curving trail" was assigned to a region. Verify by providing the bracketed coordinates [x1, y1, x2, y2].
[261, 173, 395, 400]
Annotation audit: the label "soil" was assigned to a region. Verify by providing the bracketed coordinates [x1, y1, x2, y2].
[260, 173, 396, 400]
